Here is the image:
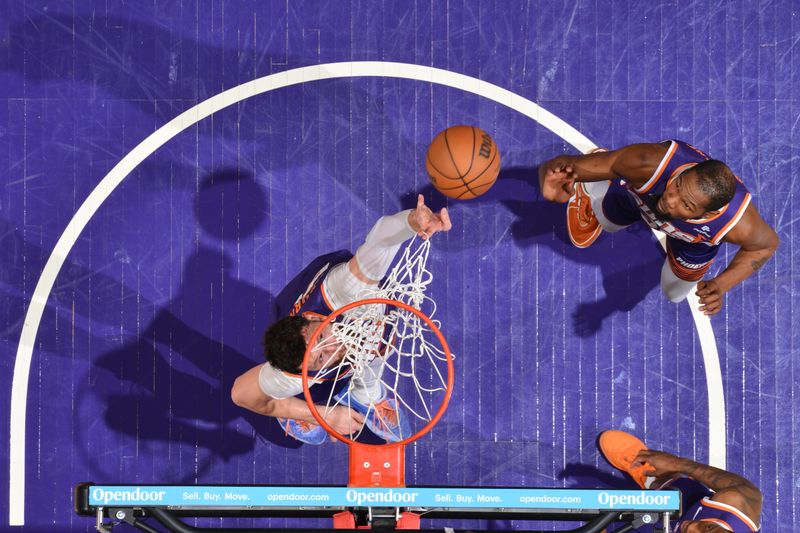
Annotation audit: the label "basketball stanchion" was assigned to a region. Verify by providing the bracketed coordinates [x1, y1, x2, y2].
[301, 297, 455, 529]
[301, 297, 454, 485]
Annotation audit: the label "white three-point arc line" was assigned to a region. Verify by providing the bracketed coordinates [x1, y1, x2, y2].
[8, 61, 726, 525]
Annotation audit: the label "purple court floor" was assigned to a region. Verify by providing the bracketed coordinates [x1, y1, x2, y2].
[0, 1, 797, 531]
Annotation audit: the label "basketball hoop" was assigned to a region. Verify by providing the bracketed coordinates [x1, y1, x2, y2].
[301, 296, 453, 488]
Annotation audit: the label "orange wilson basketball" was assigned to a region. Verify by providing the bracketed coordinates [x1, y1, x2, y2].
[425, 125, 501, 199]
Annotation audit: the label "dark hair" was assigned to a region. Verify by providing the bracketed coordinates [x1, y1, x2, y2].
[692, 159, 736, 212]
[262, 316, 309, 373]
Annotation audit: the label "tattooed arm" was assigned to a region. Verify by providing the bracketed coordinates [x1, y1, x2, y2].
[695, 202, 779, 315]
[634, 449, 762, 525]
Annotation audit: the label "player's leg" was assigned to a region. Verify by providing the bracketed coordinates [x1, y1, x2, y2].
[323, 209, 416, 309]
[336, 357, 411, 442]
[276, 417, 329, 445]
[568, 177, 638, 247]
[661, 240, 718, 303]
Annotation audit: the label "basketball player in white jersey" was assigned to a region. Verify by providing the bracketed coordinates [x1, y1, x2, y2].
[231, 195, 451, 444]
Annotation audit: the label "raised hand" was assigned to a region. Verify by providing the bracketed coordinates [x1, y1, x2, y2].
[632, 449, 686, 478]
[408, 194, 452, 239]
[322, 405, 367, 437]
[539, 164, 579, 203]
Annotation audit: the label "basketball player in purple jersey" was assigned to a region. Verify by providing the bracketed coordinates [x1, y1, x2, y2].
[598, 430, 762, 532]
[231, 196, 451, 444]
[538, 141, 778, 315]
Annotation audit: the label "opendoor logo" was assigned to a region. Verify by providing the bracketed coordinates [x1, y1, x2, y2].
[596, 491, 673, 508]
[91, 488, 167, 505]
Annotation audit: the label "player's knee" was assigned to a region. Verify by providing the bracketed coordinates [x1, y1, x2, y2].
[660, 261, 694, 303]
[659, 276, 691, 303]
[662, 286, 688, 303]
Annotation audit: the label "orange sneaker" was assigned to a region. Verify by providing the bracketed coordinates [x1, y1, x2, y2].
[598, 430, 651, 489]
[566, 182, 602, 248]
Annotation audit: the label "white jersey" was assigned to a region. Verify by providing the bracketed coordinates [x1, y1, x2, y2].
[257, 210, 414, 401]
[258, 363, 306, 400]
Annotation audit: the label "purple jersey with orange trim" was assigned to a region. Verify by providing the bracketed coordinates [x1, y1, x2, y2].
[633, 477, 761, 533]
[267, 250, 354, 393]
[668, 477, 760, 532]
[623, 140, 751, 247]
[275, 249, 353, 318]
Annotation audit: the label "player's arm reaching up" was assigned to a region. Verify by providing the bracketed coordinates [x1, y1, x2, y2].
[538, 143, 668, 202]
[345, 194, 451, 286]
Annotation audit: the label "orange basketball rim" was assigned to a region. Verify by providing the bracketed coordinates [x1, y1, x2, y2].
[301, 297, 454, 488]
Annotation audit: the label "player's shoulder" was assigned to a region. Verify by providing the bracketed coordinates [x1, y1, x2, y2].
[708, 487, 763, 529]
[609, 142, 671, 183]
[258, 361, 302, 398]
[617, 142, 670, 163]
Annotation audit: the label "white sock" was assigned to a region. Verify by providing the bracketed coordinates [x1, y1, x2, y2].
[660, 260, 695, 303]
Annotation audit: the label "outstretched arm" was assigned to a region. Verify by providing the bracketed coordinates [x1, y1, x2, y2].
[349, 194, 451, 284]
[696, 203, 779, 315]
[538, 143, 668, 203]
[634, 449, 762, 525]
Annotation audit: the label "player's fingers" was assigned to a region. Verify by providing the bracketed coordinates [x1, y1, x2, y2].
[642, 464, 657, 476]
[634, 449, 653, 461]
[417, 193, 425, 209]
[547, 167, 567, 182]
[350, 410, 366, 424]
[696, 284, 713, 297]
[700, 292, 720, 305]
[438, 207, 452, 231]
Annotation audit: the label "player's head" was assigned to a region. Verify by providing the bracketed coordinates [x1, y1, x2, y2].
[651, 160, 736, 221]
[263, 315, 341, 372]
[691, 159, 737, 211]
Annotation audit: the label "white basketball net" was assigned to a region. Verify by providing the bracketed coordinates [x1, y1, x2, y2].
[310, 237, 452, 442]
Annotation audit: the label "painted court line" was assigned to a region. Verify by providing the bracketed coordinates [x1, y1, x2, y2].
[8, 61, 724, 525]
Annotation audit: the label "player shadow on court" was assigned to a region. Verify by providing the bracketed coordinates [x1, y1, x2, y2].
[0, 215, 267, 484]
[91, 168, 311, 475]
[480, 166, 663, 336]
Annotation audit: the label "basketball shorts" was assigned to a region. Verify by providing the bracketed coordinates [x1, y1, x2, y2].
[601, 180, 718, 282]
